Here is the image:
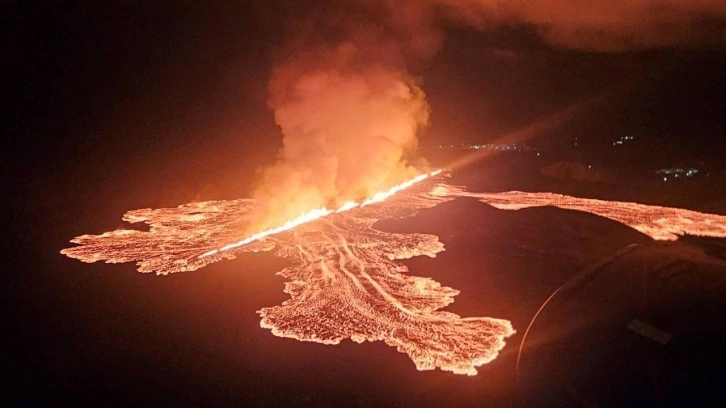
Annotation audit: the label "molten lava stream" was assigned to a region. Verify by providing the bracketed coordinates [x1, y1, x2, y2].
[60, 172, 516, 375]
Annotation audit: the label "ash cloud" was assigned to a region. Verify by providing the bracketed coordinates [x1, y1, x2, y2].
[249, 0, 726, 231]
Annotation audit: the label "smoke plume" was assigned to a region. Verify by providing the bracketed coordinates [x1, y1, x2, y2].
[250, 2, 436, 231]
[249, 0, 726, 231]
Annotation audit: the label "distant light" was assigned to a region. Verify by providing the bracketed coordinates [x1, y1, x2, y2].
[536, 152, 540, 156]
[663, 177, 668, 182]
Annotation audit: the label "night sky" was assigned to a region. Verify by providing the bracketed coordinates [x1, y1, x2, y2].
[6, 2, 726, 205]
[4, 1, 726, 406]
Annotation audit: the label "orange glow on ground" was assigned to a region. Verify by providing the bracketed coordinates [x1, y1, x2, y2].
[460, 191, 726, 241]
[61, 178, 726, 375]
[61, 171, 515, 375]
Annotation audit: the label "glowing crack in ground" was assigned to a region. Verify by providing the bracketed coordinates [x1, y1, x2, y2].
[62, 175, 515, 375]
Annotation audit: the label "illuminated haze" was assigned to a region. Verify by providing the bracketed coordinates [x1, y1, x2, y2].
[250, 2, 434, 231]
[250, 0, 726, 232]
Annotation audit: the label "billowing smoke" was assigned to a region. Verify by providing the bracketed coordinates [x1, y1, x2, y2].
[249, 0, 726, 232]
[249, 2, 436, 231]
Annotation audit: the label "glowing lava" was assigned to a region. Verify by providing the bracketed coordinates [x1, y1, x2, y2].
[61, 171, 514, 375]
[460, 191, 726, 241]
[60, 173, 726, 375]
[200, 170, 442, 258]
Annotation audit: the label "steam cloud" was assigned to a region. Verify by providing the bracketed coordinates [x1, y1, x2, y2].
[250, 0, 726, 231]
[252, 13, 430, 230]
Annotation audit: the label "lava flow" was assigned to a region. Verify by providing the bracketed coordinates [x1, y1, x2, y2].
[60, 169, 726, 375]
[460, 191, 726, 241]
[61, 171, 515, 375]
